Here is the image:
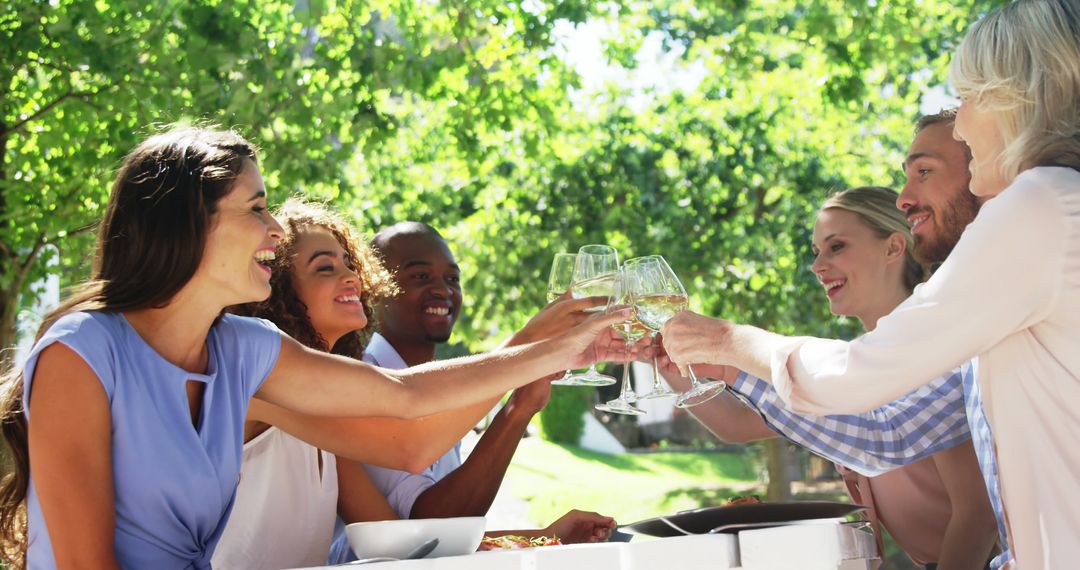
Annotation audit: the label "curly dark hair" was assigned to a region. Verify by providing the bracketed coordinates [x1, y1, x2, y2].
[232, 197, 398, 358]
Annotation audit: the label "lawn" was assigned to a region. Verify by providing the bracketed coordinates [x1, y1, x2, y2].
[503, 438, 763, 527]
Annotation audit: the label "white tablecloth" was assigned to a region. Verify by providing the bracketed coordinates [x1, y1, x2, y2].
[297, 522, 881, 570]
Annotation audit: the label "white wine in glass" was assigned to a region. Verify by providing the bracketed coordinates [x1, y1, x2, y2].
[564, 244, 619, 385]
[571, 272, 618, 300]
[546, 253, 595, 387]
[635, 293, 689, 331]
[625, 255, 726, 407]
[595, 269, 647, 416]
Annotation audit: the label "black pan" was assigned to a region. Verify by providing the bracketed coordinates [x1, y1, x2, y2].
[619, 501, 867, 537]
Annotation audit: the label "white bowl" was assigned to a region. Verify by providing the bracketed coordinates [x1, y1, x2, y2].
[346, 516, 486, 560]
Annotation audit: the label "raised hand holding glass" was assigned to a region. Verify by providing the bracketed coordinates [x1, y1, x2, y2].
[595, 268, 647, 416]
[628, 256, 726, 407]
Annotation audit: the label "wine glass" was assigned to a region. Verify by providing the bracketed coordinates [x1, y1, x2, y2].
[546, 253, 584, 387]
[571, 245, 619, 313]
[563, 245, 619, 386]
[595, 269, 648, 416]
[621, 257, 677, 401]
[630, 256, 726, 408]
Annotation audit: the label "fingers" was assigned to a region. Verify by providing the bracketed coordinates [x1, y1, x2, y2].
[544, 293, 613, 315]
[553, 295, 607, 313]
[583, 306, 633, 331]
[660, 310, 696, 369]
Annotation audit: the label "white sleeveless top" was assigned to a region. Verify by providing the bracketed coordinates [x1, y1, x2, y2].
[212, 426, 338, 569]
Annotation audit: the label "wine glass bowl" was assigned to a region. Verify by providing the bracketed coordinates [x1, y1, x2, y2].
[546, 253, 587, 387]
[595, 268, 647, 416]
[623, 256, 726, 407]
[559, 245, 620, 387]
[572, 244, 620, 313]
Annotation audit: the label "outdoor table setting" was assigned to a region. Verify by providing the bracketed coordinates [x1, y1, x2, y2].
[291, 247, 886, 570]
[285, 244, 886, 570]
[296, 501, 882, 570]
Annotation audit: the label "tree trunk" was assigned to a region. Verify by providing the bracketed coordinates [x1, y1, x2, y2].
[765, 439, 793, 501]
[0, 282, 17, 372]
[0, 122, 14, 372]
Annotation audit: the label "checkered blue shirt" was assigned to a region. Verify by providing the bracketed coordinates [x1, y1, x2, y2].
[731, 369, 971, 474]
[732, 366, 1012, 568]
[962, 361, 1012, 569]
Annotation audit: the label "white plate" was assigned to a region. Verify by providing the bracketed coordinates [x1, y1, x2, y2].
[345, 516, 485, 560]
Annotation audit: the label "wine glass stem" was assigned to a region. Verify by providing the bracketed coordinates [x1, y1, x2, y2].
[686, 364, 701, 386]
[650, 335, 664, 391]
[619, 346, 633, 399]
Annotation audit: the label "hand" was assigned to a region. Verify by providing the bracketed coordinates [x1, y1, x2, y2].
[651, 335, 740, 381]
[645, 336, 682, 376]
[506, 372, 556, 416]
[659, 311, 734, 376]
[560, 307, 645, 370]
[509, 294, 607, 346]
[544, 509, 616, 544]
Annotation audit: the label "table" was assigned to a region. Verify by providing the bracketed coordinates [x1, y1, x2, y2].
[297, 521, 881, 570]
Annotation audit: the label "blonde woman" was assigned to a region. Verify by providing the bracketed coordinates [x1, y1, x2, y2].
[661, 2, 1080, 568]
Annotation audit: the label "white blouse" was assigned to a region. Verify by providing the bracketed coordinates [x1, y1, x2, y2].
[769, 167, 1080, 570]
[211, 426, 338, 569]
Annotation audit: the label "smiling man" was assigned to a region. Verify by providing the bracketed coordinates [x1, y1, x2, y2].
[352, 222, 613, 533]
[369, 222, 464, 367]
[898, 110, 983, 266]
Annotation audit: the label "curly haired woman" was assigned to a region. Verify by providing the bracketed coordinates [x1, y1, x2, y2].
[212, 199, 612, 569]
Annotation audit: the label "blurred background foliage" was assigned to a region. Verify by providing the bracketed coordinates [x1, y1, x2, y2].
[2, 3, 1009, 565]
[2, 0, 1009, 357]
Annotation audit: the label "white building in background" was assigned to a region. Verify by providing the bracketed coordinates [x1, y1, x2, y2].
[631, 361, 676, 423]
[577, 362, 681, 455]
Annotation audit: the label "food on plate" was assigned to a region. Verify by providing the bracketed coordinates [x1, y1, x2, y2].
[478, 535, 563, 551]
[723, 495, 763, 506]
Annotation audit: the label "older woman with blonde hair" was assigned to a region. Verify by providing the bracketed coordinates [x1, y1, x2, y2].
[661, 1, 1080, 568]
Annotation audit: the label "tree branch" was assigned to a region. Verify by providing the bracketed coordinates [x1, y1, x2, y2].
[62, 221, 99, 239]
[16, 232, 48, 279]
[2, 88, 100, 137]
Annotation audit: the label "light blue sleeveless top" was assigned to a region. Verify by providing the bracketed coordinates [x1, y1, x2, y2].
[22, 311, 282, 569]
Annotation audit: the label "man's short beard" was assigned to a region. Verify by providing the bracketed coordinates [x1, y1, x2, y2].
[425, 333, 452, 343]
[912, 190, 981, 266]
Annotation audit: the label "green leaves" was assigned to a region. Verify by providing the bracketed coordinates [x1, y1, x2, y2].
[2, 0, 1006, 356]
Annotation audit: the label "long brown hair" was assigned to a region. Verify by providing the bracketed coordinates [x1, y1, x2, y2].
[0, 125, 258, 565]
[232, 198, 397, 358]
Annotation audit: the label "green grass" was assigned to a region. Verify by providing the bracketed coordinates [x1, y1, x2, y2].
[504, 439, 762, 526]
